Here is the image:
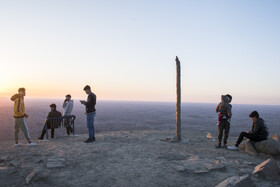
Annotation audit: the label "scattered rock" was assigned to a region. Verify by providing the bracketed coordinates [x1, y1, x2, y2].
[9, 161, 19, 167]
[0, 166, 8, 170]
[9, 168, 17, 175]
[36, 159, 44, 163]
[241, 140, 258, 155]
[25, 170, 36, 184]
[0, 156, 8, 162]
[183, 158, 226, 174]
[160, 137, 179, 143]
[172, 165, 186, 172]
[255, 139, 280, 156]
[253, 158, 280, 181]
[47, 157, 66, 168]
[181, 139, 189, 144]
[271, 134, 279, 141]
[239, 168, 252, 175]
[206, 133, 213, 139]
[215, 174, 255, 187]
[243, 161, 254, 165]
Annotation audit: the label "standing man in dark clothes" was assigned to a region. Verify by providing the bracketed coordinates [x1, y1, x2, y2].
[215, 95, 232, 148]
[38, 104, 62, 140]
[80, 85, 97, 143]
[228, 111, 268, 150]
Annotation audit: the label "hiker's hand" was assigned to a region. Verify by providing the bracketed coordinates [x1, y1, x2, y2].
[247, 131, 250, 133]
[25, 114, 29, 118]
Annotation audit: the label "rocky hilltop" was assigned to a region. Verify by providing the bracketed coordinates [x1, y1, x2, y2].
[0, 130, 279, 187]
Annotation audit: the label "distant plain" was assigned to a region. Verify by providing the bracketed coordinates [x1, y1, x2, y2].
[0, 97, 279, 142]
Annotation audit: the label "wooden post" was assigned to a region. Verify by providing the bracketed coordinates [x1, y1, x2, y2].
[175, 56, 181, 141]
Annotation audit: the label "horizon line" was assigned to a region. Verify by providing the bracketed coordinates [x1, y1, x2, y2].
[1, 96, 280, 107]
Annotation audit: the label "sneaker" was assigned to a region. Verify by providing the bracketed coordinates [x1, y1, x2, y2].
[228, 145, 238, 151]
[27, 142, 37, 147]
[84, 138, 90, 143]
[215, 144, 222, 148]
[223, 145, 228, 149]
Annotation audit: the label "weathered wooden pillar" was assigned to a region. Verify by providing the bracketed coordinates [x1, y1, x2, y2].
[175, 56, 181, 141]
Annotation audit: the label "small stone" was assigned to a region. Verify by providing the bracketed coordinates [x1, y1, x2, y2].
[172, 165, 186, 172]
[243, 161, 254, 165]
[272, 134, 279, 141]
[253, 158, 280, 180]
[25, 170, 36, 184]
[181, 139, 189, 144]
[9, 161, 19, 167]
[0, 166, 8, 170]
[47, 162, 65, 168]
[0, 156, 8, 162]
[9, 169, 17, 175]
[36, 159, 44, 163]
[206, 133, 213, 139]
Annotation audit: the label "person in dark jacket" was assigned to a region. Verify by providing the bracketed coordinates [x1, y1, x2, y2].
[38, 104, 62, 140]
[80, 85, 97, 143]
[228, 111, 268, 150]
[215, 95, 232, 148]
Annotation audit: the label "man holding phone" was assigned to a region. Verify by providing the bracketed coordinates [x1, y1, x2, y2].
[80, 85, 97, 143]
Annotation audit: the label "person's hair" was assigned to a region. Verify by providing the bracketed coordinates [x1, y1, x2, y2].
[83, 85, 91, 91]
[249, 111, 259, 118]
[226, 94, 232, 100]
[66, 94, 71, 98]
[50, 104, 57, 108]
[18, 88, 25, 92]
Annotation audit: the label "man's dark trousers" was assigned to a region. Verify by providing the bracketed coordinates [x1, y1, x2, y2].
[236, 132, 267, 146]
[218, 119, 230, 145]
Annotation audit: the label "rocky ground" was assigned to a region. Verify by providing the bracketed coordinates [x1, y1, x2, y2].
[0, 130, 279, 187]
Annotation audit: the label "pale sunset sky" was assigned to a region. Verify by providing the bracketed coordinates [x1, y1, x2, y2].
[0, 0, 279, 105]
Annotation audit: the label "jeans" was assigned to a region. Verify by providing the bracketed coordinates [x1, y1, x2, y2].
[87, 112, 96, 139]
[217, 119, 230, 145]
[236, 132, 267, 146]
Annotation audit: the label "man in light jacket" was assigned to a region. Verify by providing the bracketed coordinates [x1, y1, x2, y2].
[63, 94, 74, 135]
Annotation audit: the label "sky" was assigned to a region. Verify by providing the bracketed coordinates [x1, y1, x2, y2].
[0, 0, 280, 105]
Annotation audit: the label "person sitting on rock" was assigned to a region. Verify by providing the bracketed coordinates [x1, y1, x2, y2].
[228, 111, 268, 150]
[38, 104, 62, 140]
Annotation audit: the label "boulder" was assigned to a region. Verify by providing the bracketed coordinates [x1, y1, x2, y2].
[215, 174, 255, 187]
[241, 140, 258, 155]
[253, 158, 280, 180]
[255, 139, 280, 156]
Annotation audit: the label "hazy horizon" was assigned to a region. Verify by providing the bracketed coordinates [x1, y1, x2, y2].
[1, 96, 280, 107]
